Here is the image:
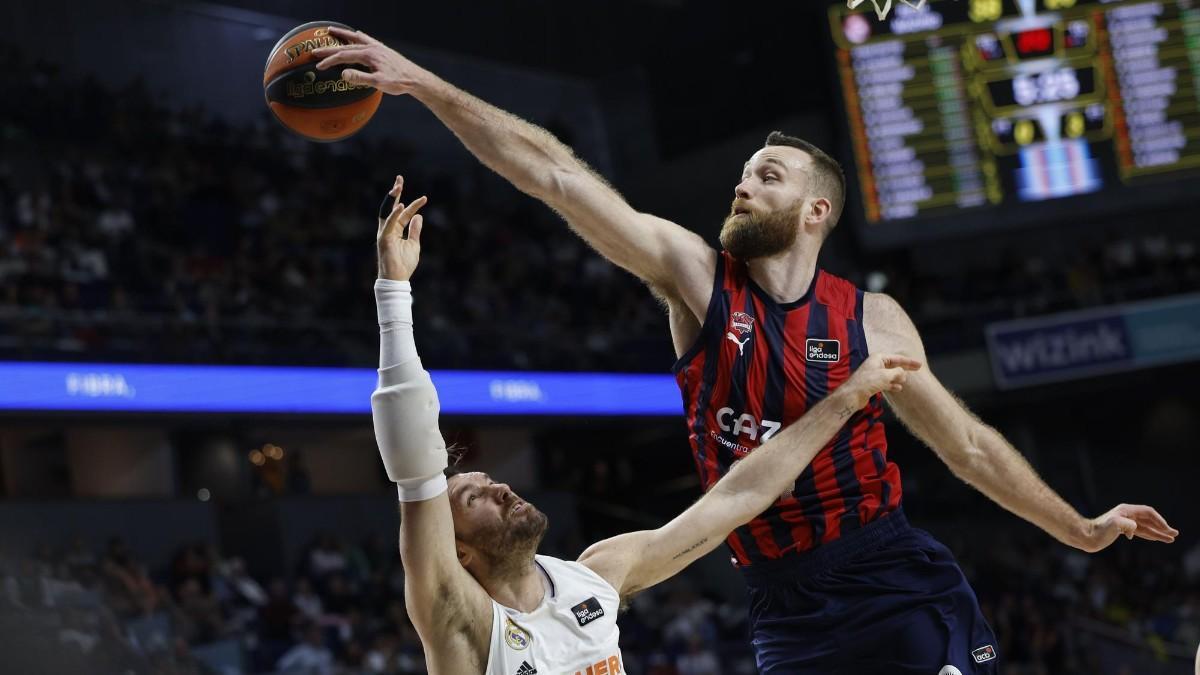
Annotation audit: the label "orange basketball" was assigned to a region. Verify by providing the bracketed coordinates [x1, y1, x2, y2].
[263, 21, 382, 142]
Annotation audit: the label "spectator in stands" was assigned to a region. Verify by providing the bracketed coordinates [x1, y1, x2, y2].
[100, 537, 158, 616]
[276, 622, 335, 675]
[293, 576, 323, 623]
[676, 634, 721, 675]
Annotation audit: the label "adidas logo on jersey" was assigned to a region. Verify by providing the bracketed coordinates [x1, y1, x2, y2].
[516, 661, 537, 675]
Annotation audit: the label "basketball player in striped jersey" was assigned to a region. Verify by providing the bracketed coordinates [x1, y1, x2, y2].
[317, 32, 1179, 673]
[372, 177, 919, 675]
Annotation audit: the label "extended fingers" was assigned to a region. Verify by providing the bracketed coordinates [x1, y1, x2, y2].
[340, 69, 379, 86]
[382, 195, 427, 239]
[881, 355, 923, 371]
[408, 214, 424, 243]
[1134, 528, 1176, 543]
[314, 46, 372, 71]
[325, 26, 377, 45]
[1123, 502, 1180, 533]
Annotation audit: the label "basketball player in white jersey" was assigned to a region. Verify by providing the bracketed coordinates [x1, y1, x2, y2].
[370, 176, 920, 674]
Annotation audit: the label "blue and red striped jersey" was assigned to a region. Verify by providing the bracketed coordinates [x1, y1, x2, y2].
[673, 252, 902, 566]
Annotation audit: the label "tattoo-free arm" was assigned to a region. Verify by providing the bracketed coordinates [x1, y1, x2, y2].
[863, 293, 1177, 552]
[411, 77, 716, 313]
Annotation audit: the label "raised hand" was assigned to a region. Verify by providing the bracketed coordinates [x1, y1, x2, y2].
[377, 175, 428, 281]
[312, 27, 428, 96]
[1074, 503, 1178, 553]
[842, 354, 922, 411]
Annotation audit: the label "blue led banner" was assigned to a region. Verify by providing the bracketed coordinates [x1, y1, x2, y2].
[986, 294, 1200, 389]
[0, 362, 683, 416]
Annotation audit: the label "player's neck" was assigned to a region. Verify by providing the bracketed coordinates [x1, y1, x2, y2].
[480, 558, 545, 613]
[746, 240, 820, 304]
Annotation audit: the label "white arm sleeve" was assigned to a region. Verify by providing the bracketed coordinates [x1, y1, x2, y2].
[372, 279, 448, 502]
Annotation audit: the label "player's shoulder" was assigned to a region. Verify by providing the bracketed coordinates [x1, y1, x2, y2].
[862, 292, 923, 353]
[861, 291, 907, 319]
[815, 268, 861, 312]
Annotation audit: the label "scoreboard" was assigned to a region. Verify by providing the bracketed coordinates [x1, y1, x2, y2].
[829, 0, 1200, 238]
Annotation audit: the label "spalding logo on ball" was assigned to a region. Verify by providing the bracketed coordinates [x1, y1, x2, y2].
[263, 21, 382, 142]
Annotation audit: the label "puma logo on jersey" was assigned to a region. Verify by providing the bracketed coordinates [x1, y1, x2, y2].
[716, 407, 782, 442]
[571, 597, 605, 626]
[726, 331, 751, 355]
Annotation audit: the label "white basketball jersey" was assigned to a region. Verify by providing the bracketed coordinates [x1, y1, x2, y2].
[485, 554, 624, 675]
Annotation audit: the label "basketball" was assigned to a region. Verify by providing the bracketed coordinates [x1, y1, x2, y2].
[263, 21, 382, 142]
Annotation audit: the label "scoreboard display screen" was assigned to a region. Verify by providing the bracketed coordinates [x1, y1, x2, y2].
[829, 0, 1200, 240]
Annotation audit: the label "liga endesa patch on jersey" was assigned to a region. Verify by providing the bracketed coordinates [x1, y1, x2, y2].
[570, 597, 605, 627]
[805, 338, 841, 363]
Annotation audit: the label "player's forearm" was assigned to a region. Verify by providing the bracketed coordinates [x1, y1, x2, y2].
[412, 74, 577, 203]
[952, 423, 1089, 549]
[372, 280, 448, 500]
[709, 388, 861, 528]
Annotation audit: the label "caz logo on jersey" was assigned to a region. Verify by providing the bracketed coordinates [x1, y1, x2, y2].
[726, 311, 754, 356]
[805, 338, 841, 363]
[570, 596, 605, 627]
[504, 618, 531, 651]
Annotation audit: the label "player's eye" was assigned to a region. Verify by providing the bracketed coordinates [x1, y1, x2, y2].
[468, 495, 477, 506]
[763, 174, 778, 182]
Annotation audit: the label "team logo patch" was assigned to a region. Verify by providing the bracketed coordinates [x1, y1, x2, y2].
[805, 338, 841, 363]
[504, 618, 531, 651]
[972, 644, 997, 663]
[730, 311, 755, 336]
[570, 597, 606, 627]
[726, 312, 755, 356]
[515, 661, 537, 675]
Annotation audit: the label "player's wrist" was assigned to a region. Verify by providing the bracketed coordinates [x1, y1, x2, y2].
[835, 381, 869, 412]
[408, 68, 449, 105]
[1064, 514, 1096, 551]
[377, 255, 414, 281]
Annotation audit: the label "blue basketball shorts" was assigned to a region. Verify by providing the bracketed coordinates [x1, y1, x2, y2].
[742, 509, 1000, 675]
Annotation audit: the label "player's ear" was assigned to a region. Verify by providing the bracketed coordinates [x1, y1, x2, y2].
[805, 197, 831, 232]
[456, 543, 474, 568]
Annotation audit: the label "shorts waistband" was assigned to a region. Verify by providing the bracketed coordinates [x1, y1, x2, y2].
[739, 508, 910, 586]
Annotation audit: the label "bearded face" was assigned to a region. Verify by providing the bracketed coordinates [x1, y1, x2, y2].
[461, 499, 549, 576]
[719, 200, 804, 260]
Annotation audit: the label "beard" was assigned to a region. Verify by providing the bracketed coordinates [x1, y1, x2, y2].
[719, 200, 803, 260]
[474, 503, 549, 577]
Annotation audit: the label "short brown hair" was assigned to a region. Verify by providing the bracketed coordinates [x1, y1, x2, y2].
[764, 132, 846, 233]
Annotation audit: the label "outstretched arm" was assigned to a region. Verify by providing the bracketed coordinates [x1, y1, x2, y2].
[863, 292, 1178, 553]
[578, 354, 922, 599]
[312, 28, 715, 316]
[372, 178, 491, 672]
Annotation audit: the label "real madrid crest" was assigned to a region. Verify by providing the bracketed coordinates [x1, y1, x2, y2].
[504, 618, 531, 651]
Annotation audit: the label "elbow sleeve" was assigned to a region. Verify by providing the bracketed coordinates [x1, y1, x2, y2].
[371, 359, 448, 501]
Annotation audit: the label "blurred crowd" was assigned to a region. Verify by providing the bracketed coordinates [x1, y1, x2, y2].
[884, 224, 1200, 354]
[0, 49, 667, 372]
[3, 49, 1198, 371]
[2, 527, 1196, 674]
